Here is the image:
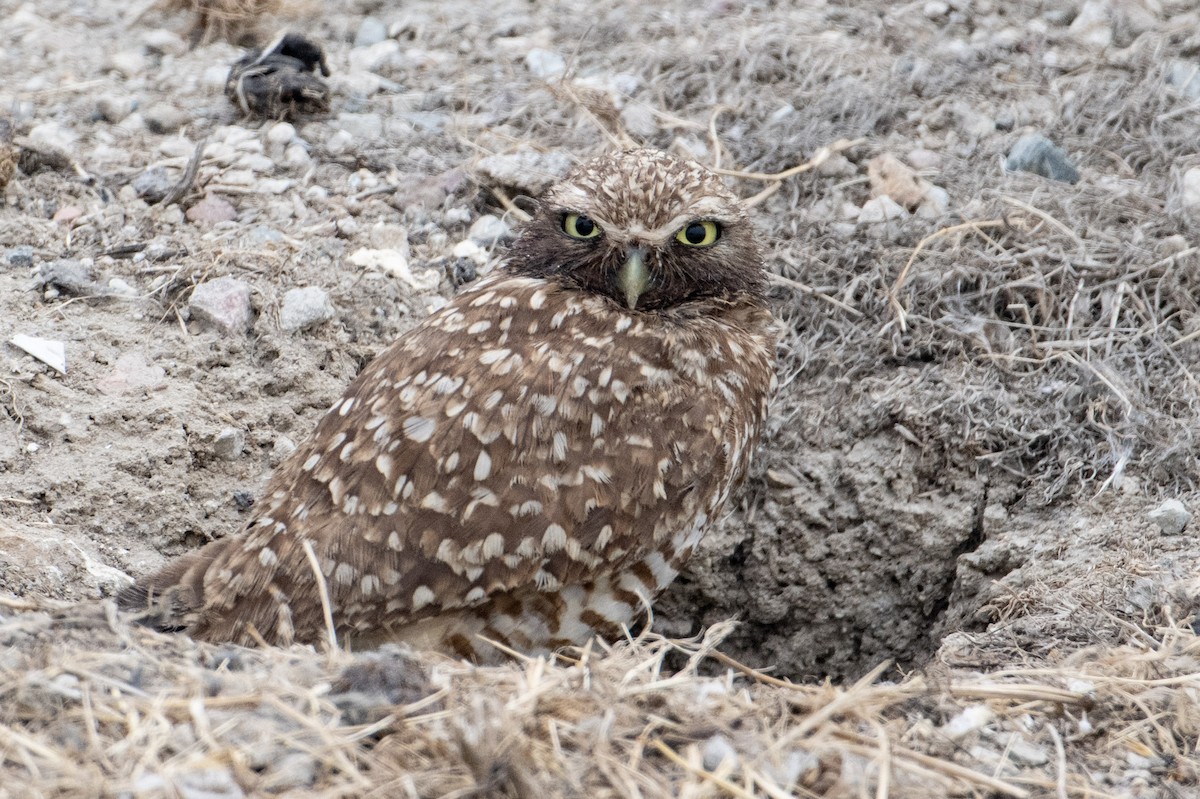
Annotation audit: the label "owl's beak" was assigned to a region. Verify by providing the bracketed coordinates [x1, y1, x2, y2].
[619, 247, 650, 310]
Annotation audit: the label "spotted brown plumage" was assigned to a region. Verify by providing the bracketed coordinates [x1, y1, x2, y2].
[120, 148, 777, 659]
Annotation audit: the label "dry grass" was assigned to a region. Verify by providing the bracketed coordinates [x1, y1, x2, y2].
[2, 596, 1198, 796]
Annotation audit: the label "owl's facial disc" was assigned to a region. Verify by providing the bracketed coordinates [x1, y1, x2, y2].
[505, 149, 767, 311]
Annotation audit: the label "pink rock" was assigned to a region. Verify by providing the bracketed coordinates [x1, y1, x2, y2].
[185, 195, 238, 225]
[53, 205, 83, 224]
[188, 276, 253, 335]
[96, 352, 167, 396]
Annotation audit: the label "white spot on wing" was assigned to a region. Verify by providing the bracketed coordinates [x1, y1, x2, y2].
[403, 416, 436, 442]
[474, 450, 492, 481]
[412, 585, 436, 611]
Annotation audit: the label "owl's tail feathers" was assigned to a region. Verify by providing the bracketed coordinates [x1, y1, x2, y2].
[117, 547, 216, 633]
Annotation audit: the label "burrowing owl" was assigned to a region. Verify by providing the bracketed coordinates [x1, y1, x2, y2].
[121, 149, 777, 660]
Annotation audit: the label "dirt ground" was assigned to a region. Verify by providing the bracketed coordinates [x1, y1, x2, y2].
[3, 0, 1200, 795]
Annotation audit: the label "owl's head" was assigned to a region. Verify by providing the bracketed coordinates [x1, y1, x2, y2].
[506, 149, 766, 312]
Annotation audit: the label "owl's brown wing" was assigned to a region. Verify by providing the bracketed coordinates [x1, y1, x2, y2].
[123, 275, 774, 648]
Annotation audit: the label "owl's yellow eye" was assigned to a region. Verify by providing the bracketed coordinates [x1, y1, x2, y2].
[676, 220, 720, 247]
[563, 213, 602, 239]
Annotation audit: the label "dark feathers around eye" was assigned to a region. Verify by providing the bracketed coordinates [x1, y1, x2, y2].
[505, 200, 767, 311]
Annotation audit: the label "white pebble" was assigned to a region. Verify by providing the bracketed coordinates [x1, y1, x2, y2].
[1148, 498, 1191, 535]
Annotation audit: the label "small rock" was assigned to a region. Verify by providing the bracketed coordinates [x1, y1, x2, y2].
[353, 16, 389, 48]
[467, 214, 513, 246]
[858, 195, 909, 223]
[5, 246, 34, 268]
[350, 39, 402, 73]
[917, 185, 951, 218]
[868, 153, 929, 210]
[53, 206, 84, 225]
[238, 153, 276, 173]
[1167, 61, 1200, 101]
[266, 122, 296, 146]
[525, 48, 567, 80]
[284, 143, 312, 166]
[106, 277, 138, 297]
[270, 436, 297, 466]
[36, 259, 96, 296]
[142, 28, 188, 56]
[906, 148, 941, 171]
[143, 104, 187, 134]
[243, 226, 284, 247]
[1176, 168, 1200, 219]
[1148, 498, 1191, 535]
[280, 286, 335, 331]
[97, 95, 137, 123]
[108, 50, 146, 78]
[1004, 134, 1080, 184]
[213, 428, 246, 461]
[923, 0, 950, 18]
[132, 166, 174, 204]
[815, 153, 855, 178]
[28, 122, 78, 154]
[326, 129, 354, 155]
[96, 352, 166, 396]
[186, 195, 238, 225]
[451, 239, 489, 264]
[188, 276, 254, 335]
[1068, 0, 1113, 48]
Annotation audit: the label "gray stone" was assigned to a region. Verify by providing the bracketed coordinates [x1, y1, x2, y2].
[142, 28, 188, 56]
[143, 103, 187, 134]
[266, 122, 296, 146]
[213, 428, 245, 462]
[27, 122, 77, 153]
[1177, 167, 1200, 219]
[36, 259, 96, 296]
[108, 50, 146, 78]
[280, 286, 335, 332]
[525, 48, 567, 80]
[188, 276, 253, 335]
[1148, 498, 1191, 535]
[131, 166, 174, 204]
[270, 435, 297, 466]
[1167, 61, 1200, 100]
[467, 214, 513, 246]
[185, 195, 238, 225]
[6, 246, 33, 268]
[353, 16, 389, 49]
[97, 94, 137, 123]
[858, 195, 908, 222]
[1005, 134, 1079, 184]
[243, 226, 284, 247]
